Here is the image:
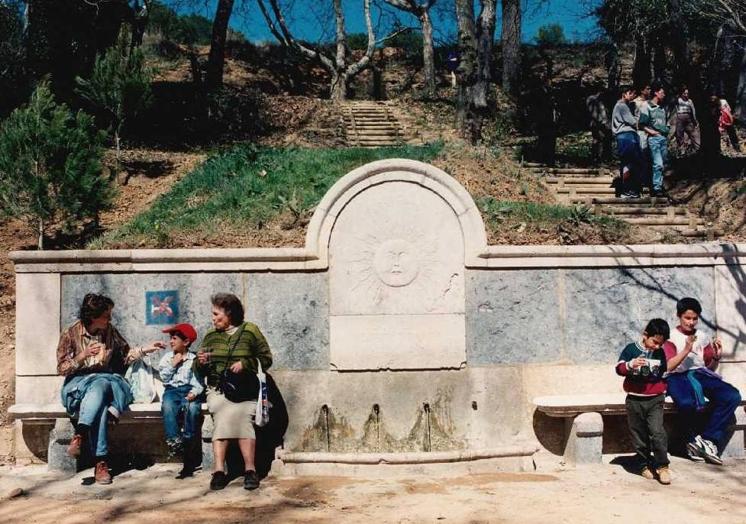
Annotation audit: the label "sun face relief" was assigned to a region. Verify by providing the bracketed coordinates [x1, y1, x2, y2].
[374, 238, 419, 287]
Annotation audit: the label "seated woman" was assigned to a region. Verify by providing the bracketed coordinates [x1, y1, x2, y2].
[195, 293, 273, 491]
[57, 293, 162, 484]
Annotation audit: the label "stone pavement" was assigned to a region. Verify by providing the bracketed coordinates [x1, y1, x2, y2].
[0, 453, 743, 523]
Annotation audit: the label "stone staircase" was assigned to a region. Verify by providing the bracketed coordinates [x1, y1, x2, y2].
[341, 102, 405, 148]
[525, 163, 716, 238]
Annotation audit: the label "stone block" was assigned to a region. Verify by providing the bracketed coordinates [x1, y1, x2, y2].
[47, 419, 77, 473]
[61, 273, 243, 350]
[715, 265, 746, 357]
[246, 273, 329, 370]
[329, 314, 465, 370]
[466, 270, 562, 364]
[563, 267, 715, 363]
[564, 412, 603, 466]
[16, 375, 64, 404]
[16, 273, 60, 376]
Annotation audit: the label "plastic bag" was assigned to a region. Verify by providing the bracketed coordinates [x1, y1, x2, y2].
[255, 359, 269, 427]
[125, 358, 158, 403]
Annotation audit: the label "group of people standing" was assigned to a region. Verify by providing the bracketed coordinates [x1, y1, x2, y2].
[57, 292, 272, 491]
[590, 84, 742, 199]
[611, 83, 676, 199]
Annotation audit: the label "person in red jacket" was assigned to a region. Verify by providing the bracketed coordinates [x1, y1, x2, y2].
[616, 318, 671, 484]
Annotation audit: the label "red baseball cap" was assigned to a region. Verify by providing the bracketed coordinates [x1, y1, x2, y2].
[162, 323, 197, 343]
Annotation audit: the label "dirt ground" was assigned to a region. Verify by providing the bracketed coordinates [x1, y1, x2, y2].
[0, 454, 742, 523]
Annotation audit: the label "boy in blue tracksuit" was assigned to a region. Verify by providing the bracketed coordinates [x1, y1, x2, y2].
[159, 323, 204, 478]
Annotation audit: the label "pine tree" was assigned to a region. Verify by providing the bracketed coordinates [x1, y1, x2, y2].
[0, 81, 113, 249]
[75, 31, 152, 171]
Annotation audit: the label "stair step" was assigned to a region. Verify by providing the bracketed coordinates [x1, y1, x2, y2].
[623, 217, 703, 226]
[529, 168, 602, 175]
[568, 197, 670, 206]
[546, 177, 615, 185]
[557, 187, 616, 195]
[598, 207, 686, 216]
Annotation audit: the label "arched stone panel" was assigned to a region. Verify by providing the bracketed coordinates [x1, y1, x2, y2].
[311, 159, 486, 370]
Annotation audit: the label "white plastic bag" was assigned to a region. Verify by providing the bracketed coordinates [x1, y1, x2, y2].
[254, 359, 269, 427]
[125, 358, 158, 403]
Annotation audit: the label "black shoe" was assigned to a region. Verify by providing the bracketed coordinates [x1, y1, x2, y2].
[176, 465, 195, 479]
[651, 189, 670, 199]
[243, 470, 260, 490]
[210, 471, 228, 490]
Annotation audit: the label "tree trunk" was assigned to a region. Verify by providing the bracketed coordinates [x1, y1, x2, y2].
[455, 0, 480, 143]
[736, 46, 746, 123]
[331, 71, 348, 102]
[37, 217, 44, 250]
[668, 0, 691, 87]
[653, 41, 666, 84]
[632, 35, 651, 88]
[205, 0, 235, 89]
[474, 0, 496, 108]
[420, 9, 436, 97]
[606, 41, 620, 92]
[501, 0, 520, 97]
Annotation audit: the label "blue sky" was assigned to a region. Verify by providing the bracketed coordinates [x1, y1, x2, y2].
[182, 1, 602, 45]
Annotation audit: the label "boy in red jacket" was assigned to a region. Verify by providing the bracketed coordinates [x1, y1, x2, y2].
[616, 318, 671, 484]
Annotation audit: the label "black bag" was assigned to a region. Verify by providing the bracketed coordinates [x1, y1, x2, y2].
[217, 326, 259, 403]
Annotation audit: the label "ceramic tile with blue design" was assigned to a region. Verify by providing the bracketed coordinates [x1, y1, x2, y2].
[145, 290, 179, 325]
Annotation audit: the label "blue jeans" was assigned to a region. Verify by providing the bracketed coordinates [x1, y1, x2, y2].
[161, 384, 202, 441]
[648, 135, 668, 191]
[615, 131, 643, 194]
[61, 373, 134, 458]
[77, 377, 116, 457]
[667, 370, 742, 450]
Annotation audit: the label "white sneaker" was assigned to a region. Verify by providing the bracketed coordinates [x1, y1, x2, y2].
[686, 437, 706, 461]
[700, 437, 723, 465]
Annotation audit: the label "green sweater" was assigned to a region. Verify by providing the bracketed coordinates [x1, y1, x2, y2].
[194, 322, 273, 387]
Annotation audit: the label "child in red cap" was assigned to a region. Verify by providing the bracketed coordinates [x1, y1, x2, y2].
[158, 323, 204, 478]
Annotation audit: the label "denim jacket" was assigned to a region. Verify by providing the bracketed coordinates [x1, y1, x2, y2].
[158, 351, 204, 396]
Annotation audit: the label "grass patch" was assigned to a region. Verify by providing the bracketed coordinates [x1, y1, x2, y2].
[477, 196, 628, 236]
[91, 142, 443, 248]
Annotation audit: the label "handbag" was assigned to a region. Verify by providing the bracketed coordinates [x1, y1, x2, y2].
[217, 326, 259, 403]
[254, 359, 269, 427]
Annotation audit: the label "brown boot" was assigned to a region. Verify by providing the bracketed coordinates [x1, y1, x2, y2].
[94, 460, 112, 485]
[656, 466, 671, 485]
[66, 434, 83, 458]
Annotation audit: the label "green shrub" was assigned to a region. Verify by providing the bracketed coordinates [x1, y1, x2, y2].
[93, 142, 443, 248]
[0, 82, 112, 249]
[75, 32, 153, 158]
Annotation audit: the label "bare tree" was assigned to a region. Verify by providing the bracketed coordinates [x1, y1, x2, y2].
[685, 0, 746, 119]
[383, 1, 437, 97]
[501, 0, 520, 96]
[454, 0, 496, 143]
[257, 0, 375, 101]
[206, 0, 235, 88]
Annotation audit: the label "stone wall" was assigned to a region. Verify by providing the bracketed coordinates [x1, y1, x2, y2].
[9, 159, 746, 461]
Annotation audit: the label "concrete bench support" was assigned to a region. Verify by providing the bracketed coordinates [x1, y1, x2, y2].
[201, 415, 214, 471]
[48, 418, 77, 473]
[722, 408, 746, 459]
[564, 412, 604, 466]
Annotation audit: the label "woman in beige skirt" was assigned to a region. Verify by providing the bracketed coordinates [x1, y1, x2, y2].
[195, 293, 273, 491]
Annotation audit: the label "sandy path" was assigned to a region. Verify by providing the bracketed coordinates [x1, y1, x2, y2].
[0, 454, 743, 524]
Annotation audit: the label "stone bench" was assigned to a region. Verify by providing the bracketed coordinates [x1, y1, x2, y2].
[9, 403, 217, 472]
[533, 393, 746, 466]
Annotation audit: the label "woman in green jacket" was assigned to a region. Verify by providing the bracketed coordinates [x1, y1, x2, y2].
[195, 293, 272, 491]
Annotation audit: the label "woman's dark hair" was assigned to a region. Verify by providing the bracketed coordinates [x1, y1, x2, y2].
[676, 297, 702, 317]
[651, 82, 664, 95]
[645, 318, 670, 340]
[211, 293, 244, 325]
[78, 293, 114, 327]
